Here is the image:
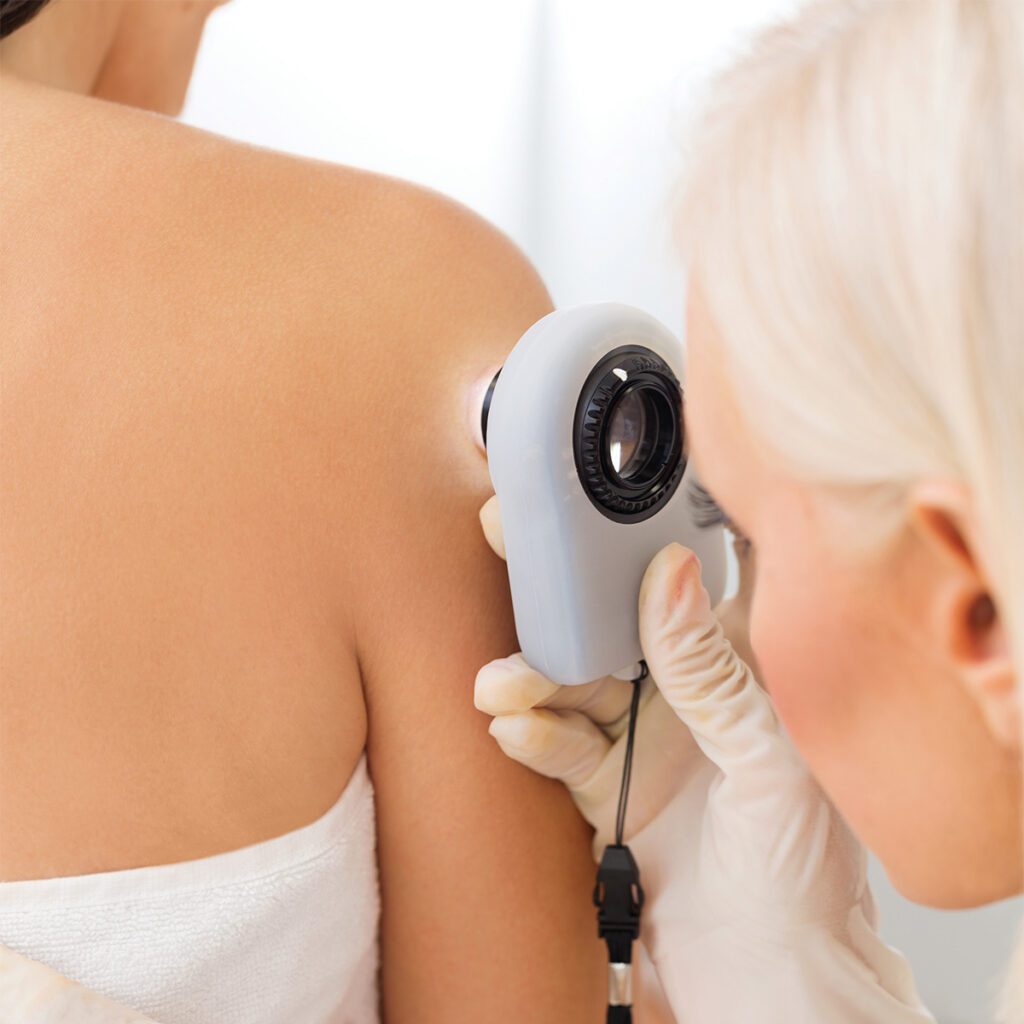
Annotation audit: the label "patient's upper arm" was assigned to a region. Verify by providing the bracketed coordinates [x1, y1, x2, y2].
[342, 189, 605, 1022]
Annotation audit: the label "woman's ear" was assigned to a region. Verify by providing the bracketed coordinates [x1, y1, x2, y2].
[909, 481, 1018, 749]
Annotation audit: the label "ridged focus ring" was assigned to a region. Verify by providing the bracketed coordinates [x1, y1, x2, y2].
[573, 346, 686, 523]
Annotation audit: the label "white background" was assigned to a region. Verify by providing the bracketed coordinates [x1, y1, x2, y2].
[183, 2, 1021, 1020]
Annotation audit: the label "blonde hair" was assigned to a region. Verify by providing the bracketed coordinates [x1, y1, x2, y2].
[676, 0, 1024, 1015]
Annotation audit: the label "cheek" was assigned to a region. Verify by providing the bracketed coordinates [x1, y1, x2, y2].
[747, 540, 1023, 907]
[746, 539, 897, 847]
[748, 550, 861, 748]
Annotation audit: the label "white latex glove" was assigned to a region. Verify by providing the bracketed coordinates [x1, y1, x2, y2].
[477, 496, 766, 856]
[0, 946, 159, 1023]
[475, 496, 934, 1023]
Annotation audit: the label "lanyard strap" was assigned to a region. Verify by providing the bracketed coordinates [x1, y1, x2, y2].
[594, 662, 646, 1022]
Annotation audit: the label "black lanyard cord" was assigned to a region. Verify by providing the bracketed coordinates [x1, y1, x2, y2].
[614, 664, 644, 846]
[594, 660, 647, 1023]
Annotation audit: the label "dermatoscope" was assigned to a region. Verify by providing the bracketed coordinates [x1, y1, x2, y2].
[480, 302, 726, 1022]
[480, 301, 726, 686]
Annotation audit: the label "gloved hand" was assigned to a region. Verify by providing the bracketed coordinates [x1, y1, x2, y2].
[475, 496, 934, 1023]
[0, 946, 159, 1023]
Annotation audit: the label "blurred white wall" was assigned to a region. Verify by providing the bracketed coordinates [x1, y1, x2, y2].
[182, 3, 1021, 1021]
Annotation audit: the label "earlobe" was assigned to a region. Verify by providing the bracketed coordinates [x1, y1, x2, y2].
[967, 656, 1020, 751]
[909, 481, 1019, 751]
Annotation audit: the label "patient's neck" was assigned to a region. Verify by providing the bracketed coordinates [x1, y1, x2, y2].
[0, 1, 122, 96]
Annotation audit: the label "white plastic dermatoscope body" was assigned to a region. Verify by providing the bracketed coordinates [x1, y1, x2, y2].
[485, 302, 726, 685]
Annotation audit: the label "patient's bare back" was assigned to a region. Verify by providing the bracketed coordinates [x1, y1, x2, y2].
[0, 76, 603, 1021]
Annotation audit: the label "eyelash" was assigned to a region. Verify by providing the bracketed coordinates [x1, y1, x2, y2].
[687, 481, 753, 555]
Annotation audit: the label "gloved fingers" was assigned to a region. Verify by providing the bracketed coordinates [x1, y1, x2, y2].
[475, 652, 634, 727]
[486, 700, 697, 849]
[573, 684, 706, 849]
[479, 494, 505, 560]
[639, 543, 806, 799]
[714, 538, 761, 677]
[714, 593, 759, 680]
[483, 668, 710, 848]
[488, 708, 611, 791]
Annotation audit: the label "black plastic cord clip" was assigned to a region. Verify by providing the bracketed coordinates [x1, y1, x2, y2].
[594, 843, 644, 963]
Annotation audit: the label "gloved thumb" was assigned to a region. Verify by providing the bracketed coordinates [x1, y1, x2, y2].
[638, 543, 807, 808]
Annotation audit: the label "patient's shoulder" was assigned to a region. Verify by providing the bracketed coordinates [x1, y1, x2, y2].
[8, 80, 547, 620]
[161, 107, 551, 391]
[162, 103, 552, 613]
[4, 77, 547, 355]
[212, 129, 550, 363]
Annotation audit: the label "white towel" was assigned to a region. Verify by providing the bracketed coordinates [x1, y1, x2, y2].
[0, 946, 160, 1023]
[0, 756, 380, 1024]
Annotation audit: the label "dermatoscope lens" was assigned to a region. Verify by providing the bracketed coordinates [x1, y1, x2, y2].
[574, 346, 686, 523]
[603, 382, 677, 490]
[607, 388, 646, 477]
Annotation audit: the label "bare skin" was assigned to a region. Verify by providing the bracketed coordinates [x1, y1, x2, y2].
[0, 7, 604, 1019]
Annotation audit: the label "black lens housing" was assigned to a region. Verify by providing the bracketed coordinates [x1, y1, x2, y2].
[573, 346, 686, 523]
